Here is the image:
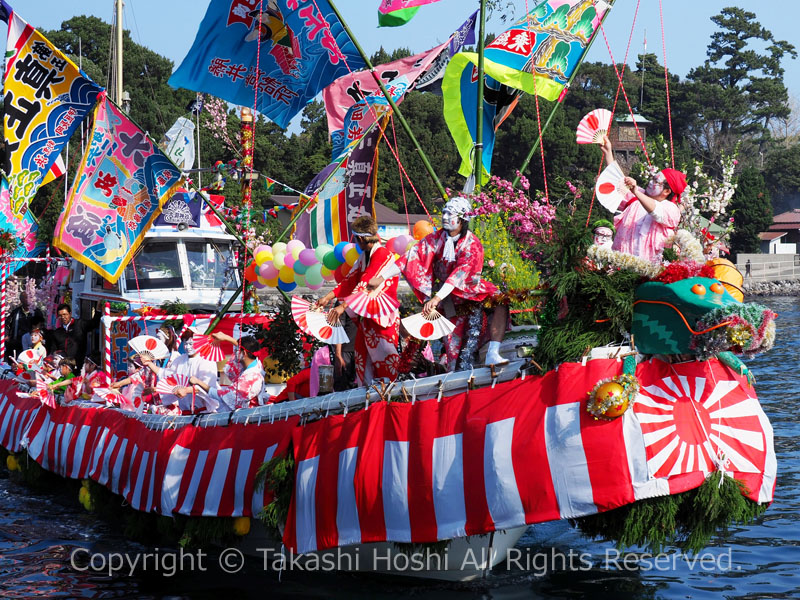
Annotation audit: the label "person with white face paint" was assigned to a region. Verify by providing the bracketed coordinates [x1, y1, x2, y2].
[139, 325, 219, 412]
[600, 135, 687, 262]
[398, 196, 509, 369]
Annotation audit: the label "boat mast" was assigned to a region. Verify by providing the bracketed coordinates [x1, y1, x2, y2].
[114, 0, 123, 105]
[473, 0, 487, 192]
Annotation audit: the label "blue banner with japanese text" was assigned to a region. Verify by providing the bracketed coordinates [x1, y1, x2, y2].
[169, 0, 365, 129]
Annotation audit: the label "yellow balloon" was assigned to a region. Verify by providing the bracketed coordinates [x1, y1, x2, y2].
[291, 246, 303, 260]
[255, 250, 273, 265]
[279, 266, 294, 284]
[345, 247, 359, 266]
[272, 252, 286, 270]
[265, 277, 279, 287]
[233, 516, 251, 536]
[257, 275, 269, 285]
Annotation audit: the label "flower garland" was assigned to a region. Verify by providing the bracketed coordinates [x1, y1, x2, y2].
[585, 245, 663, 278]
[586, 373, 639, 421]
[691, 303, 777, 360]
[669, 229, 705, 263]
[652, 261, 715, 284]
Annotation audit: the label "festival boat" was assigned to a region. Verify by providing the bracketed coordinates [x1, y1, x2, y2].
[0, 0, 779, 583]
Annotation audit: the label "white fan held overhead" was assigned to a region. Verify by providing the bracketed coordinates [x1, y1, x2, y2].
[595, 161, 629, 213]
[576, 108, 613, 144]
[128, 335, 168, 362]
[305, 310, 350, 345]
[402, 310, 455, 341]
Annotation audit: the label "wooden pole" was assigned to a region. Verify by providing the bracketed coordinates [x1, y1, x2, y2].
[473, 0, 487, 190]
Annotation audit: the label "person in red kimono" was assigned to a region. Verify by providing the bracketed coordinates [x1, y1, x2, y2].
[317, 216, 400, 385]
[397, 196, 508, 369]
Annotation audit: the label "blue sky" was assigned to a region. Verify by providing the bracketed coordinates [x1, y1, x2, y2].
[22, 0, 800, 130]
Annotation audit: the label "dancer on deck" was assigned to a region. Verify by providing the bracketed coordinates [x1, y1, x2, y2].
[398, 196, 508, 369]
[316, 216, 400, 385]
[600, 135, 687, 262]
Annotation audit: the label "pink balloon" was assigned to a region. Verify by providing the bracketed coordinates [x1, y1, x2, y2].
[307, 282, 324, 291]
[259, 263, 279, 280]
[283, 252, 295, 268]
[286, 239, 305, 254]
[298, 248, 318, 267]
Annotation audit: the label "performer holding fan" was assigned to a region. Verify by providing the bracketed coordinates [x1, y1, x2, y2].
[316, 216, 400, 385]
[398, 196, 508, 369]
[599, 135, 687, 262]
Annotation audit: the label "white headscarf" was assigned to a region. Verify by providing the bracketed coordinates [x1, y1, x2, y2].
[442, 196, 473, 261]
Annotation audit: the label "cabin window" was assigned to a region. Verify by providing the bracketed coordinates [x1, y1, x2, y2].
[124, 241, 183, 290]
[92, 270, 119, 293]
[185, 241, 237, 289]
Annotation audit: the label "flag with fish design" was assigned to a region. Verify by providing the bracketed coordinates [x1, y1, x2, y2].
[169, 0, 365, 129]
[293, 119, 385, 247]
[443, 0, 610, 182]
[159, 117, 196, 171]
[377, 0, 443, 27]
[1, 1, 102, 220]
[54, 93, 184, 283]
[324, 10, 476, 158]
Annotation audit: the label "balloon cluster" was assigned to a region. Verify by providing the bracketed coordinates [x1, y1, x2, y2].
[245, 239, 364, 292]
[245, 221, 433, 292]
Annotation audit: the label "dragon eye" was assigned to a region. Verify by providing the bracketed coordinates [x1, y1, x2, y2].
[691, 284, 706, 296]
[710, 282, 724, 294]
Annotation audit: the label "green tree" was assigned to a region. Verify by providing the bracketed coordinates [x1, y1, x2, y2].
[729, 167, 773, 255]
[764, 143, 800, 214]
[684, 7, 797, 164]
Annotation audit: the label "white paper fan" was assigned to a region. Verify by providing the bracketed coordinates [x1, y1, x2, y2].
[305, 311, 350, 345]
[17, 348, 44, 371]
[595, 161, 628, 213]
[402, 310, 456, 341]
[156, 372, 191, 395]
[291, 295, 316, 335]
[192, 334, 226, 362]
[128, 335, 168, 361]
[345, 288, 399, 328]
[576, 108, 612, 144]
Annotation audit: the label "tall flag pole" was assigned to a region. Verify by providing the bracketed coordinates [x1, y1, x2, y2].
[639, 28, 646, 110]
[327, 0, 448, 201]
[512, 0, 616, 187]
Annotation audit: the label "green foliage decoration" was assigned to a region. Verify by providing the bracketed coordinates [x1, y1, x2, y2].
[255, 448, 296, 540]
[573, 472, 768, 554]
[254, 298, 319, 380]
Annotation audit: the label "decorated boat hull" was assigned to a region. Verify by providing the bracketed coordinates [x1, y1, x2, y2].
[0, 356, 775, 580]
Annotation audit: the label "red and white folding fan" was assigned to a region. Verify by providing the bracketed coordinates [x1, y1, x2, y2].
[192, 334, 227, 362]
[155, 372, 191, 395]
[595, 161, 628, 213]
[401, 310, 456, 341]
[128, 335, 168, 361]
[305, 311, 350, 345]
[291, 295, 316, 336]
[17, 348, 44, 371]
[345, 288, 400, 328]
[92, 387, 126, 406]
[35, 376, 56, 409]
[576, 108, 613, 144]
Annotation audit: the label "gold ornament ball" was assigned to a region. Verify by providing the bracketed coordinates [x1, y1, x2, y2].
[594, 381, 624, 404]
[604, 396, 630, 418]
[233, 516, 251, 536]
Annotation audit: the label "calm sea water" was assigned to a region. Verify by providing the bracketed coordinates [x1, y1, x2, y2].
[1, 296, 798, 599]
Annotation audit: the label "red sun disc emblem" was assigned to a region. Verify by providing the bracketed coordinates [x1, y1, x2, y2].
[586, 115, 599, 130]
[145, 338, 157, 350]
[420, 322, 435, 337]
[319, 326, 333, 340]
[598, 182, 617, 195]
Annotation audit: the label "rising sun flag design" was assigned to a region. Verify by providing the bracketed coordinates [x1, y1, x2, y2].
[633, 367, 775, 503]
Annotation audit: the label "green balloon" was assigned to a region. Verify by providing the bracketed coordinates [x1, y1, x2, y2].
[305, 263, 323, 286]
[322, 251, 341, 270]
